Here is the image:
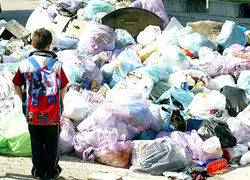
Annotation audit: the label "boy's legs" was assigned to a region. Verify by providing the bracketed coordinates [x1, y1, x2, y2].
[43, 124, 62, 179]
[28, 124, 46, 179]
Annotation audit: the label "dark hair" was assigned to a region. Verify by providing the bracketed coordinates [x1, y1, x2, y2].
[32, 28, 52, 50]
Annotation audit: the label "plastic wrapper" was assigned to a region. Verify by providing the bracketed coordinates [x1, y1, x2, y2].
[74, 127, 132, 168]
[115, 29, 135, 49]
[78, 22, 115, 55]
[188, 91, 226, 120]
[131, 0, 169, 29]
[59, 117, 76, 154]
[223, 44, 250, 60]
[129, 138, 192, 175]
[207, 75, 236, 91]
[77, 100, 160, 139]
[216, 20, 248, 49]
[136, 25, 161, 47]
[0, 108, 31, 156]
[237, 70, 250, 95]
[198, 119, 237, 148]
[221, 86, 248, 117]
[179, 32, 216, 57]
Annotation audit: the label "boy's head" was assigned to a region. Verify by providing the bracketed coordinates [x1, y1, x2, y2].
[32, 28, 52, 50]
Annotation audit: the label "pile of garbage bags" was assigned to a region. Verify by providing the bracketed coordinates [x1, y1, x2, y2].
[1, 0, 250, 178]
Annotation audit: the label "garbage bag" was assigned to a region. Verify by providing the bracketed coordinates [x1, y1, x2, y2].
[101, 49, 142, 87]
[188, 91, 226, 120]
[227, 104, 250, 143]
[220, 86, 248, 117]
[156, 130, 206, 162]
[237, 70, 250, 95]
[158, 45, 190, 74]
[77, 100, 160, 139]
[186, 20, 223, 45]
[157, 87, 194, 110]
[0, 108, 31, 156]
[78, 22, 115, 55]
[62, 88, 105, 121]
[201, 136, 223, 162]
[198, 47, 246, 78]
[179, 32, 216, 57]
[131, 0, 169, 29]
[137, 25, 161, 47]
[228, 60, 250, 80]
[74, 127, 132, 168]
[216, 20, 248, 49]
[223, 44, 250, 60]
[167, 70, 208, 89]
[59, 117, 76, 154]
[130, 138, 191, 175]
[207, 75, 236, 91]
[198, 119, 237, 148]
[57, 50, 86, 83]
[150, 80, 171, 100]
[115, 29, 135, 49]
[80, 0, 115, 21]
[0, 66, 16, 98]
[58, 0, 83, 12]
[226, 144, 249, 162]
[80, 55, 103, 88]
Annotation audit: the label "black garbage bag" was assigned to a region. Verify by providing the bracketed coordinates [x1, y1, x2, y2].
[220, 85, 248, 117]
[198, 119, 237, 148]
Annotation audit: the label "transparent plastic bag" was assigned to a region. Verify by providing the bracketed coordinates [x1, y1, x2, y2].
[130, 138, 191, 175]
[216, 20, 248, 49]
[78, 22, 115, 55]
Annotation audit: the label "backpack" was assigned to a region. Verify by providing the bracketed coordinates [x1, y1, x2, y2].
[25, 57, 61, 125]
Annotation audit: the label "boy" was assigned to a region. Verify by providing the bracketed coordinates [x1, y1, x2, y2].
[12, 28, 68, 180]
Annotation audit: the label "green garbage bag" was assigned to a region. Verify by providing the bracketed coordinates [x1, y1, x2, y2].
[0, 108, 31, 156]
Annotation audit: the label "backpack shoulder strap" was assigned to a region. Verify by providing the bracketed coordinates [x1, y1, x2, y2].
[27, 57, 41, 70]
[47, 59, 57, 70]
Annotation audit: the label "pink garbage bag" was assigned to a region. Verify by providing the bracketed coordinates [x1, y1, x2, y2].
[131, 0, 169, 29]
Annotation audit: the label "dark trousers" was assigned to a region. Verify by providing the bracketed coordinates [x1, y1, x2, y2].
[28, 124, 62, 179]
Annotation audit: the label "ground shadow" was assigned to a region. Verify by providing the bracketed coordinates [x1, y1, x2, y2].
[0, 173, 33, 179]
[0, 9, 34, 26]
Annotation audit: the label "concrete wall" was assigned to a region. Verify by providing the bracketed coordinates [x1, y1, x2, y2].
[164, 0, 250, 18]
